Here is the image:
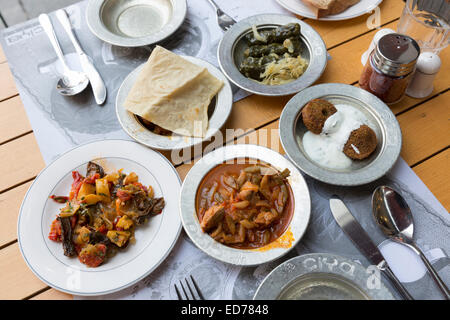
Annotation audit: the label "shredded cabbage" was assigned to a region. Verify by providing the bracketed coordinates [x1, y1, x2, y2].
[260, 53, 308, 85]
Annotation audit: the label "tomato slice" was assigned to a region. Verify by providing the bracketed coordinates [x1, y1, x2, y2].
[69, 171, 84, 200]
[84, 173, 100, 184]
[78, 244, 107, 268]
[116, 189, 132, 201]
[48, 218, 62, 242]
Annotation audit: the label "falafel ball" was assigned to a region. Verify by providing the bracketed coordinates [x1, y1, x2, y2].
[343, 125, 377, 160]
[301, 99, 337, 134]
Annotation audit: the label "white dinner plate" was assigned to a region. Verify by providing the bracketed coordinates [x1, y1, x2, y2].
[18, 140, 181, 296]
[275, 0, 383, 21]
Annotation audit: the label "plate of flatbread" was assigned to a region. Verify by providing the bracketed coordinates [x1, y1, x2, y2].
[116, 46, 233, 152]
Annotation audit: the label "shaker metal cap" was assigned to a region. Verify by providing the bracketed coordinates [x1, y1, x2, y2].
[372, 33, 420, 77]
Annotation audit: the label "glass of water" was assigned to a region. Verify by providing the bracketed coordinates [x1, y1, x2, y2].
[397, 0, 449, 54]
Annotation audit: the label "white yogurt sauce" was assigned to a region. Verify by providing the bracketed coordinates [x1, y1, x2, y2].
[302, 104, 373, 170]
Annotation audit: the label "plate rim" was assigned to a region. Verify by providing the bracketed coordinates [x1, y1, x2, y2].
[253, 252, 395, 299]
[279, 83, 402, 186]
[86, 0, 187, 47]
[115, 55, 233, 151]
[17, 139, 182, 296]
[179, 144, 311, 266]
[217, 14, 327, 96]
[275, 0, 383, 21]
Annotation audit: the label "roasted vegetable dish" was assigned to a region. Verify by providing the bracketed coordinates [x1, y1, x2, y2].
[196, 161, 293, 249]
[239, 23, 308, 85]
[48, 161, 164, 267]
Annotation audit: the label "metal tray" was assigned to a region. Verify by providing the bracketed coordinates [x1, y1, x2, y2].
[116, 55, 233, 151]
[87, 0, 186, 47]
[179, 144, 311, 266]
[254, 253, 395, 300]
[217, 14, 327, 96]
[279, 83, 402, 186]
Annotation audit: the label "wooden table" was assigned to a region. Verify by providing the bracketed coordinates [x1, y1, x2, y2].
[0, 0, 448, 300]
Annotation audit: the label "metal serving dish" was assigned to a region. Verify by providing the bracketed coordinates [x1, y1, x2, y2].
[217, 14, 327, 96]
[279, 83, 402, 186]
[179, 144, 311, 266]
[254, 253, 395, 300]
[87, 0, 186, 47]
[116, 55, 233, 151]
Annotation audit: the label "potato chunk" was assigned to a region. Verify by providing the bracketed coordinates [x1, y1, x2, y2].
[95, 178, 110, 201]
[107, 230, 130, 247]
[81, 194, 103, 206]
[77, 183, 96, 200]
[116, 215, 133, 230]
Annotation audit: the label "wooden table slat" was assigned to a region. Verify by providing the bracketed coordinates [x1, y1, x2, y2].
[30, 288, 72, 300]
[0, 95, 32, 144]
[398, 91, 450, 166]
[0, 45, 6, 64]
[0, 62, 18, 101]
[304, 0, 404, 49]
[0, 242, 50, 300]
[0, 133, 44, 192]
[0, 181, 32, 248]
[413, 148, 450, 212]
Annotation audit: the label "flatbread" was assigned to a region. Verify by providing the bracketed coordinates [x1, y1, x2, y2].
[124, 46, 223, 137]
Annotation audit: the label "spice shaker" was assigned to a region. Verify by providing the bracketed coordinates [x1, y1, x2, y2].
[359, 33, 420, 105]
[406, 52, 441, 98]
[361, 28, 395, 66]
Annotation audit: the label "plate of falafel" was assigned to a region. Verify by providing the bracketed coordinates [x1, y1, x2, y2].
[279, 83, 402, 186]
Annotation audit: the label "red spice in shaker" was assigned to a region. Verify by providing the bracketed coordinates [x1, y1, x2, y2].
[359, 33, 420, 104]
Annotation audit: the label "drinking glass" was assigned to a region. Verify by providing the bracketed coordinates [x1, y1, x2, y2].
[397, 0, 449, 54]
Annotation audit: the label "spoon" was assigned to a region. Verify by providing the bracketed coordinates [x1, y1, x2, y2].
[39, 14, 89, 96]
[372, 186, 450, 300]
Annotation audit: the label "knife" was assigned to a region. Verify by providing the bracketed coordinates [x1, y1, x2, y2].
[329, 197, 414, 300]
[55, 9, 106, 105]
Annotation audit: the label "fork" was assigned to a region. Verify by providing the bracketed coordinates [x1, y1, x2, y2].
[206, 0, 236, 31]
[174, 275, 205, 300]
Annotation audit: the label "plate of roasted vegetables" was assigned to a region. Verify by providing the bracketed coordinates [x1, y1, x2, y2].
[18, 140, 181, 295]
[217, 14, 327, 96]
[180, 144, 311, 266]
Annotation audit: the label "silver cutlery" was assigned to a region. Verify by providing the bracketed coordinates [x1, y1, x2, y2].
[205, 0, 236, 31]
[329, 197, 414, 300]
[174, 275, 204, 300]
[38, 14, 89, 96]
[372, 186, 450, 300]
[55, 9, 106, 105]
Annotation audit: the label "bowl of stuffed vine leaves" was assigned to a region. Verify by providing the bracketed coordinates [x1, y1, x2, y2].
[218, 14, 327, 96]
